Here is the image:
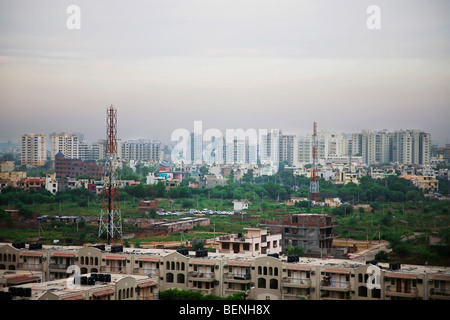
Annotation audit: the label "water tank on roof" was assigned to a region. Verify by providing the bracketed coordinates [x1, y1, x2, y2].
[12, 242, 25, 249]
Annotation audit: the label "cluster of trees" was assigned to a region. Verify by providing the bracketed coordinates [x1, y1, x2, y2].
[121, 171, 429, 204]
[0, 186, 99, 207]
[159, 288, 247, 300]
[0, 166, 433, 210]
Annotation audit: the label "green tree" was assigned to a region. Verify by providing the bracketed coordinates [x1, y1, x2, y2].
[287, 245, 305, 256]
[155, 181, 166, 197]
[375, 250, 389, 262]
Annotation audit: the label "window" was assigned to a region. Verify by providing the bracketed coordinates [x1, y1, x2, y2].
[258, 278, 266, 288]
[166, 272, 174, 283]
[358, 286, 367, 297]
[270, 279, 278, 290]
[372, 288, 381, 299]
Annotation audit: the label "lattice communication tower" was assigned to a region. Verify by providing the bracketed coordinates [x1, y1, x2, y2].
[309, 122, 319, 202]
[98, 105, 122, 244]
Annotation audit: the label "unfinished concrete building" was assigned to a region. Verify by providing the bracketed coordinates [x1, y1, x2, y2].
[260, 214, 338, 257]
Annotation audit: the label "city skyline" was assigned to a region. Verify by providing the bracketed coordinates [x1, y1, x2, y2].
[1, 1, 449, 145]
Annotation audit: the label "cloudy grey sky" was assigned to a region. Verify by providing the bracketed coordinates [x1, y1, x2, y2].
[0, 0, 449, 145]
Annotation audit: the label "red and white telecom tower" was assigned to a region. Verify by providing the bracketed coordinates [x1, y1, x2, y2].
[309, 122, 319, 202]
[99, 105, 122, 244]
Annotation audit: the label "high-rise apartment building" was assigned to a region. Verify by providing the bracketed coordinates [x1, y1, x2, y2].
[361, 130, 390, 164]
[295, 131, 348, 166]
[50, 133, 79, 161]
[279, 133, 296, 166]
[121, 139, 162, 163]
[21, 133, 48, 167]
[390, 130, 431, 165]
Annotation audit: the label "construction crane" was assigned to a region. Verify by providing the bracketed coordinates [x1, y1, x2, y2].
[98, 105, 122, 244]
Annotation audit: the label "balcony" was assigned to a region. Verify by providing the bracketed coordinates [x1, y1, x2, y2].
[189, 287, 215, 295]
[17, 263, 42, 270]
[429, 288, 450, 300]
[282, 277, 311, 288]
[49, 263, 72, 271]
[224, 273, 251, 283]
[137, 293, 159, 301]
[320, 280, 351, 292]
[283, 292, 310, 300]
[101, 266, 125, 273]
[319, 233, 338, 240]
[188, 271, 215, 281]
[385, 285, 418, 298]
[133, 268, 160, 277]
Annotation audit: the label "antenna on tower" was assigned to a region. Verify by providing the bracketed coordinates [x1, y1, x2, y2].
[309, 122, 319, 203]
[99, 105, 122, 244]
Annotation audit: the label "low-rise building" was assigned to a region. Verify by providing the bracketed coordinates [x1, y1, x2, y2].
[233, 199, 249, 211]
[260, 214, 338, 257]
[217, 228, 281, 256]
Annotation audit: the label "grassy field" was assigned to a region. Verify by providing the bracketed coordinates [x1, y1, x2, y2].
[1, 198, 449, 260]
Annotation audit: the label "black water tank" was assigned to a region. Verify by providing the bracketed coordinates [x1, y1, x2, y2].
[389, 262, 401, 270]
[12, 242, 25, 249]
[23, 288, 32, 297]
[29, 243, 42, 250]
[88, 277, 95, 285]
[177, 248, 189, 256]
[288, 255, 299, 263]
[0, 291, 12, 300]
[111, 245, 123, 253]
[268, 253, 279, 259]
[195, 249, 208, 257]
[16, 287, 24, 296]
[104, 274, 111, 282]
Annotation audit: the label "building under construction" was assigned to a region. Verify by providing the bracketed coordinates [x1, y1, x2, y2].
[259, 214, 339, 257]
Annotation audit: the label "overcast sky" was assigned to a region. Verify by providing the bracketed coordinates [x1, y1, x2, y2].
[0, 0, 449, 145]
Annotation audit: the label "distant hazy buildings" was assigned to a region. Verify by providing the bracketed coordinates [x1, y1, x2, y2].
[121, 139, 162, 163]
[21, 133, 48, 167]
[295, 129, 431, 167]
[17, 128, 433, 169]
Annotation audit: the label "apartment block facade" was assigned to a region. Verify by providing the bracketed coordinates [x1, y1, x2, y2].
[50, 133, 79, 161]
[21, 133, 48, 167]
[121, 139, 162, 163]
[1, 243, 449, 300]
